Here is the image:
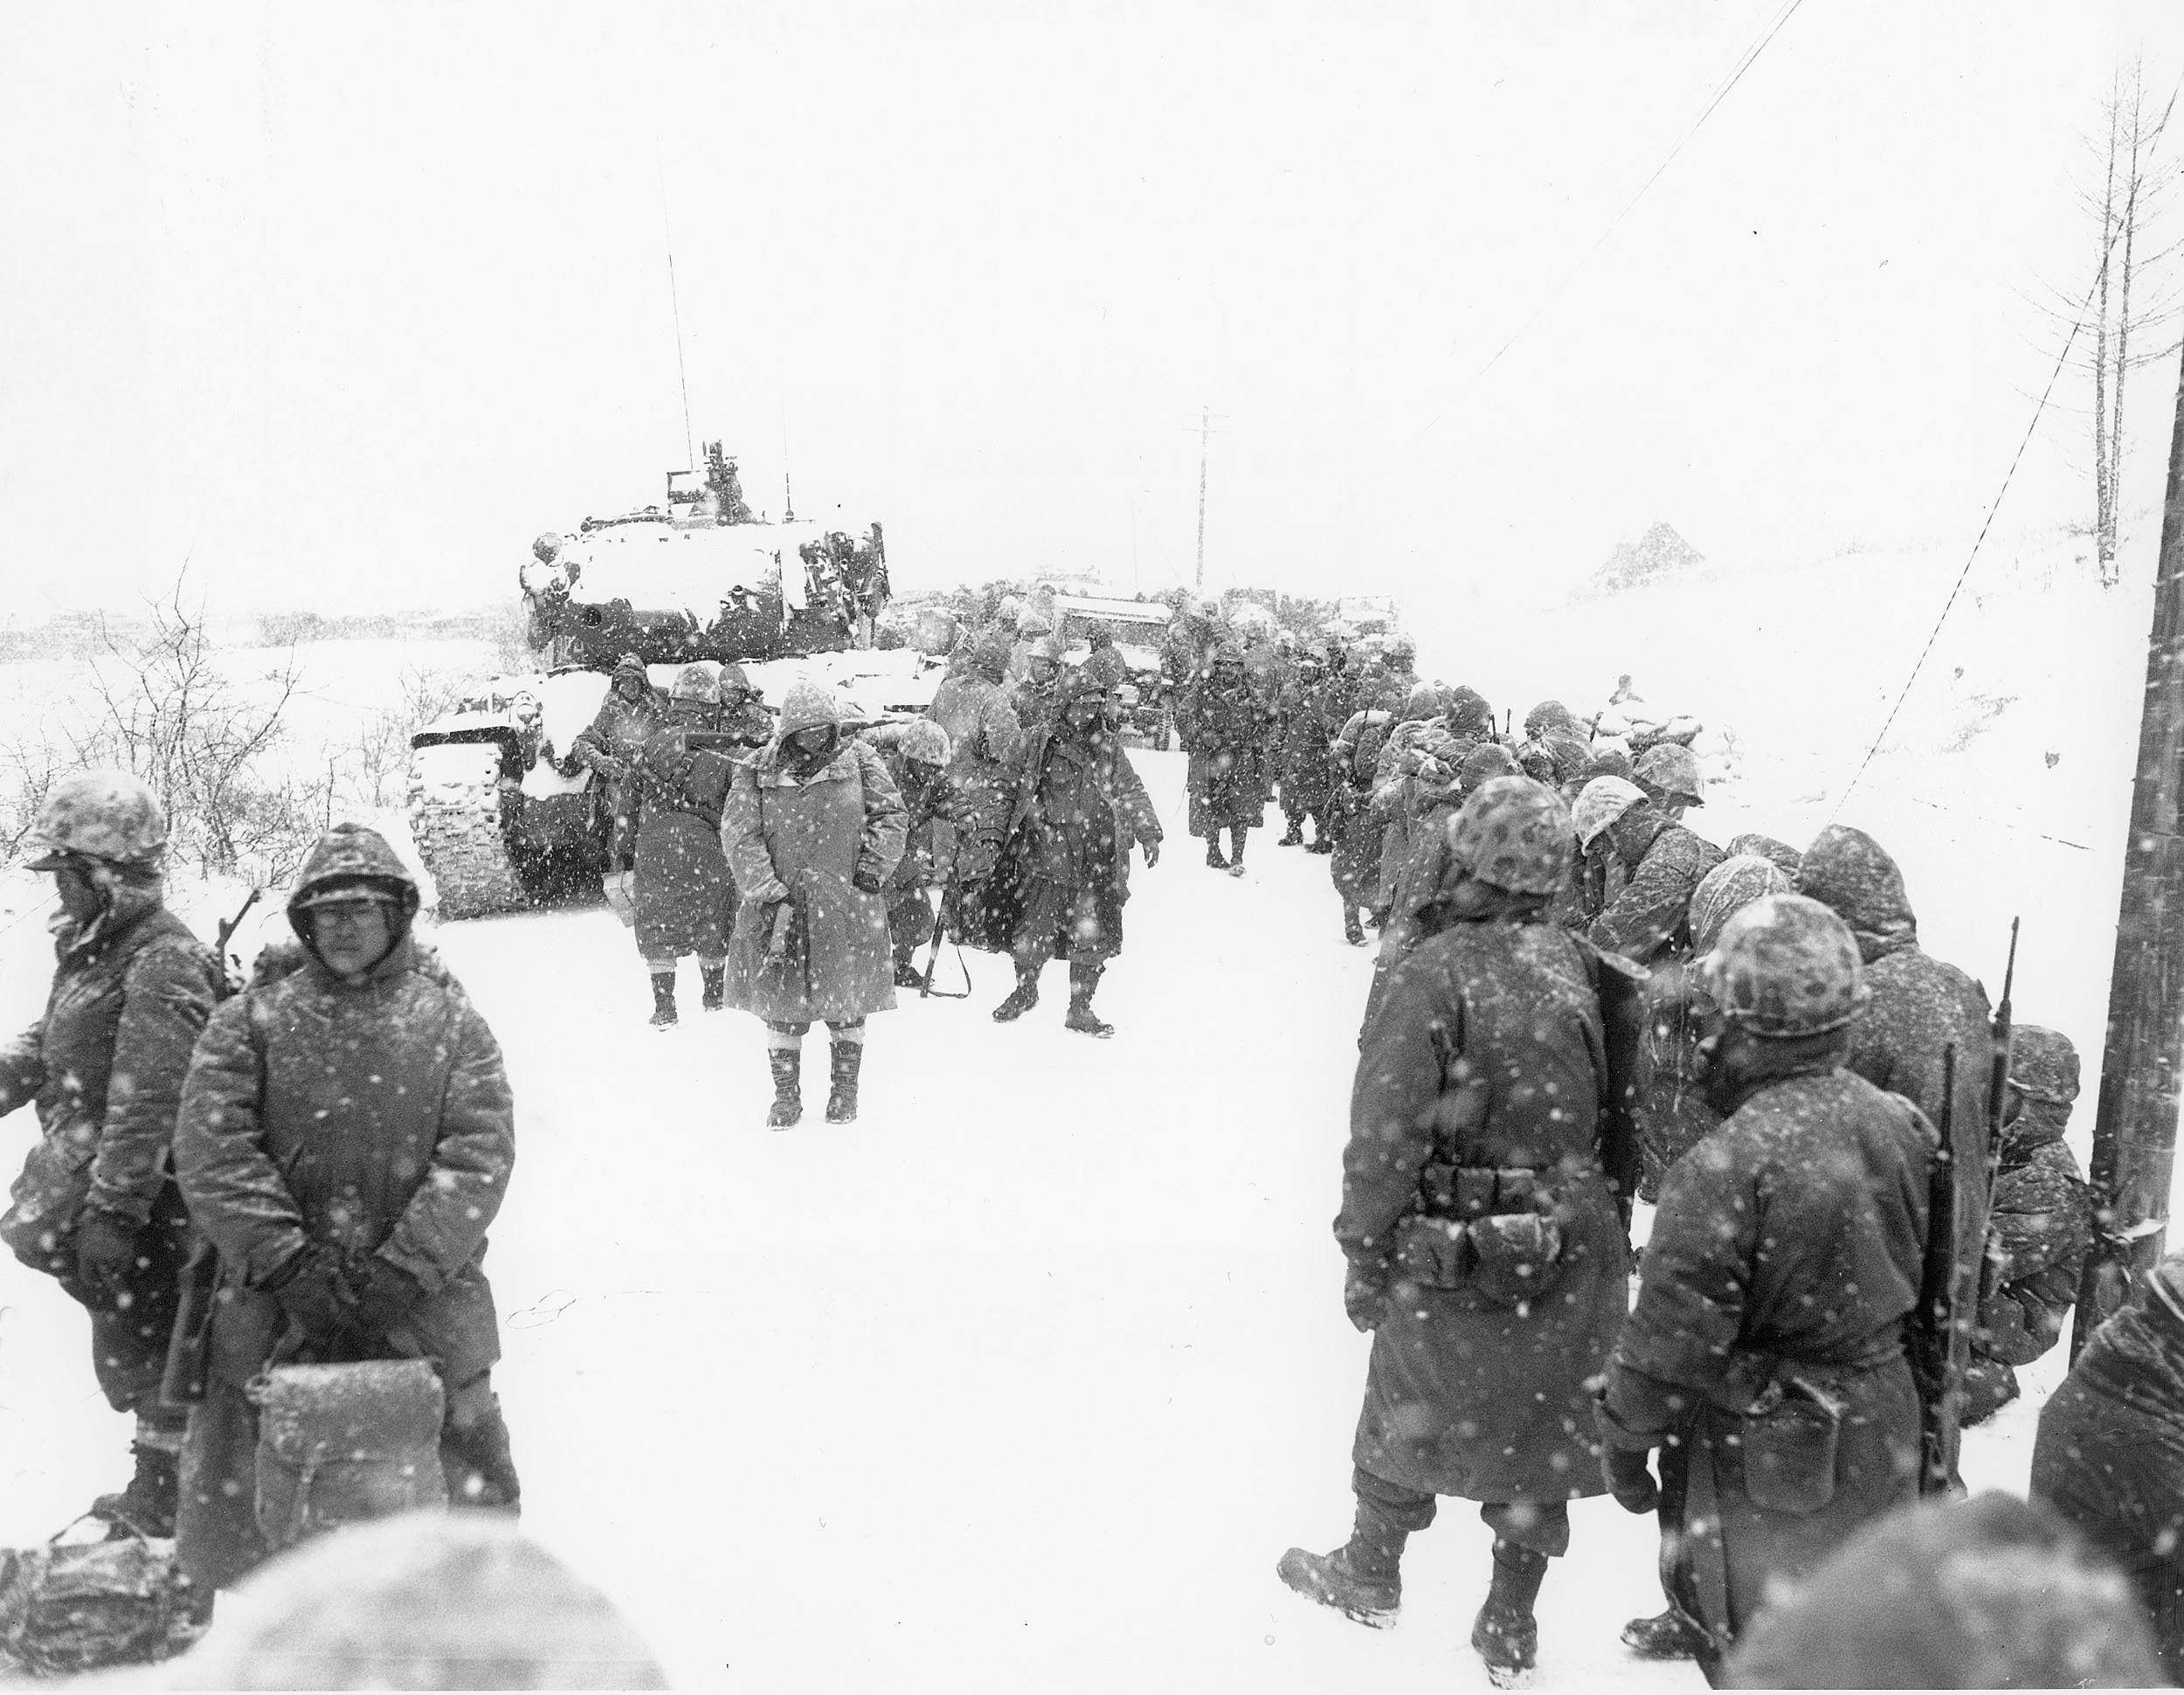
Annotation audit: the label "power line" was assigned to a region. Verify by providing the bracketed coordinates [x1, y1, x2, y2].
[1469, 0, 1806, 386]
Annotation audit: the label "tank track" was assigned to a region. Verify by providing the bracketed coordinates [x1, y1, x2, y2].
[406, 744, 529, 920]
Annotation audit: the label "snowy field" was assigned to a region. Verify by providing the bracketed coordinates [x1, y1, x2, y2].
[0, 529, 2157, 1688]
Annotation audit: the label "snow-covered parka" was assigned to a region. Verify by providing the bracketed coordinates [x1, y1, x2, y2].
[630, 706, 743, 962]
[2032, 1260, 2184, 1681]
[1978, 1095, 2092, 1366]
[565, 655, 662, 782]
[980, 700, 1161, 961]
[926, 652, 1025, 887]
[1442, 686, 1494, 752]
[1275, 671, 1337, 813]
[1600, 1050, 1934, 1654]
[173, 827, 515, 1392]
[1340, 915, 1636, 1505]
[720, 702, 907, 1026]
[879, 745, 962, 892]
[1586, 801, 1723, 965]
[0, 876, 223, 1265]
[1176, 670, 1269, 835]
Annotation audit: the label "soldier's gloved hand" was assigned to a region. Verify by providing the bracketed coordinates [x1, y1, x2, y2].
[1142, 838, 1161, 868]
[265, 1242, 351, 1345]
[853, 869, 883, 895]
[74, 1207, 139, 1287]
[1343, 1263, 1390, 1333]
[1602, 1444, 1661, 1515]
[346, 1257, 425, 1337]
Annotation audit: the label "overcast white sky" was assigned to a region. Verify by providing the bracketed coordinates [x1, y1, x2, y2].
[3, 2, 2181, 621]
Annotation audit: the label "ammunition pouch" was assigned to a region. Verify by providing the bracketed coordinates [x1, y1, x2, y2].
[1394, 1165, 1565, 1309]
[1739, 1373, 1846, 1517]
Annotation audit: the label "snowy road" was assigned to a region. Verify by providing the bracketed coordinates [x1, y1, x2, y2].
[0, 744, 2055, 1689]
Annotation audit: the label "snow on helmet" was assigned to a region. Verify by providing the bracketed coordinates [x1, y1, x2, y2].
[2008, 1025, 2080, 1106]
[899, 720, 951, 765]
[995, 594, 1025, 625]
[716, 662, 755, 702]
[1513, 739, 1556, 782]
[1635, 742, 1705, 806]
[1703, 893, 1870, 1038]
[1690, 854, 1791, 958]
[778, 681, 844, 735]
[1030, 634, 1067, 662]
[531, 532, 563, 564]
[1385, 633, 1417, 661]
[1459, 742, 1520, 792]
[1212, 641, 1245, 667]
[1572, 776, 1646, 848]
[1443, 775, 1572, 896]
[1017, 609, 1054, 637]
[1194, 597, 1221, 621]
[670, 664, 721, 704]
[1403, 680, 1447, 723]
[23, 770, 168, 869]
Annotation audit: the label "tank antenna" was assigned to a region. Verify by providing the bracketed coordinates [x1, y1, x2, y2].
[781, 393, 794, 522]
[663, 210, 695, 472]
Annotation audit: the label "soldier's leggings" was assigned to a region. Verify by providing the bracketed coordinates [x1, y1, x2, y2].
[1352, 1463, 1571, 1559]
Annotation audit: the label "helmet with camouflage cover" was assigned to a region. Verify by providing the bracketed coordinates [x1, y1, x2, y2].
[2009, 1026, 2080, 1106]
[898, 720, 951, 766]
[1017, 609, 1054, 637]
[1572, 775, 1646, 848]
[1030, 634, 1067, 663]
[1443, 775, 1572, 896]
[1703, 893, 1870, 1038]
[1690, 854, 1791, 957]
[1385, 633, 1418, 664]
[23, 771, 169, 869]
[670, 663, 721, 704]
[1635, 742, 1704, 806]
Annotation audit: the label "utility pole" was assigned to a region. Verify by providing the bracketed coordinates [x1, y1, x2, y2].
[1192, 407, 1226, 592]
[2074, 330, 2184, 1356]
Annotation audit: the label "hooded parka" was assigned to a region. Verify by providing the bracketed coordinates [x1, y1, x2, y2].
[1586, 802, 1723, 965]
[1176, 663, 1269, 836]
[565, 655, 663, 870]
[926, 638, 1025, 888]
[720, 690, 907, 1026]
[172, 826, 518, 1591]
[630, 702, 744, 965]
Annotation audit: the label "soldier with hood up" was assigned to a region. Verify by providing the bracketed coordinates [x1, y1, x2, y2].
[872, 720, 961, 988]
[1275, 642, 1338, 850]
[1598, 895, 1934, 1679]
[1281, 777, 1642, 1689]
[927, 630, 1026, 936]
[984, 668, 1163, 1036]
[629, 665, 744, 1027]
[722, 683, 907, 1127]
[1961, 1025, 2093, 1423]
[0, 772, 225, 1539]
[1176, 642, 1269, 874]
[172, 824, 519, 1595]
[1633, 743, 1705, 823]
[564, 654, 663, 874]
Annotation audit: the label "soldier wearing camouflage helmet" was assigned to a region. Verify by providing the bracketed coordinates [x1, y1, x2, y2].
[627, 665, 743, 1027]
[873, 718, 963, 987]
[0, 771, 225, 1538]
[1632, 742, 1705, 821]
[1281, 776, 1645, 1687]
[1597, 894, 1937, 1676]
[1175, 641, 1270, 874]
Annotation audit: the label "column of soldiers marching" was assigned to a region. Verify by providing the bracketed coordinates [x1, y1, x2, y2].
[3, 599, 2173, 1687]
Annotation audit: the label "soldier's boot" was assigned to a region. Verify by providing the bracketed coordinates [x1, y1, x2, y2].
[992, 964, 1040, 1022]
[1280, 818, 1304, 847]
[1307, 812, 1336, 853]
[1621, 1609, 1705, 1660]
[648, 972, 678, 1027]
[1204, 834, 1229, 870]
[893, 949, 924, 989]
[1064, 960, 1113, 1039]
[1275, 1505, 1406, 1629]
[826, 1038, 863, 1124]
[92, 1428, 182, 1539]
[1959, 1354, 2021, 1426]
[1342, 903, 1367, 946]
[766, 1047, 803, 1129]
[1227, 826, 1249, 877]
[700, 963, 727, 1011]
[1470, 1541, 1548, 1688]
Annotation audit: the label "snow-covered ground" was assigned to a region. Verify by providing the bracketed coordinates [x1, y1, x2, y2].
[0, 529, 2156, 1686]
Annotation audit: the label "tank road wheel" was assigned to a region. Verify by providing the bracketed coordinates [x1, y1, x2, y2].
[406, 743, 529, 919]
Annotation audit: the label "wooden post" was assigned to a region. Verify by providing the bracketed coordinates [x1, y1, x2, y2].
[1195, 406, 1211, 592]
[2073, 332, 2184, 1356]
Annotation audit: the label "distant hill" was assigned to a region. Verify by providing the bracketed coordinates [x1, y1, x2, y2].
[1577, 522, 1704, 601]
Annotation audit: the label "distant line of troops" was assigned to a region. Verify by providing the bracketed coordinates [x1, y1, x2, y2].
[1254, 666, 2164, 1685]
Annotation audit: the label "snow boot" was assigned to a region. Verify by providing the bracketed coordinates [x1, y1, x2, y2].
[767, 1048, 802, 1129]
[700, 964, 727, 1011]
[1306, 820, 1335, 854]
[992, 965, 1040, 1022]
[648, 972, 678, 1027]
[1227, 826, 1249, 877]
[1280, 820, 1304, 847]
[1064, 961, 1113, 1038]
[1204, 836, 1229, 870]
[1275, 1507, 1405, 1629]
[1343, 905, 1366, 946]
[1621, 1609, 1704, 1660]
[91, 1441, 180, 1540]
[1470, 1541, 1548, 1688]
[894, 953, 924, 989]
[826, 1041, 863, 1124]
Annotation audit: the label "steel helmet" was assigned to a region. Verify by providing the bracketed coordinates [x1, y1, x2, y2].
[1635, 743, 1705, 806]
[669, 664, 721, 704]
[1017, 610, 1054, 637]
[1030, 634, 1067, 662]
[1386, 633, 1418, 661]
[1703, 893, 1870, 1038]
[1443, 775, 1572, 896]
[2008, 1025, 2080, 1106]
[1572, 776, 1646, 848]
[995, 594, 1024, 625]
[717, 662, 755, 702]
[23, 771, 169, 869]
[531, 532, 562, 564]
[899, 720, 951, 766]
[1194, 597, 1221, 621]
